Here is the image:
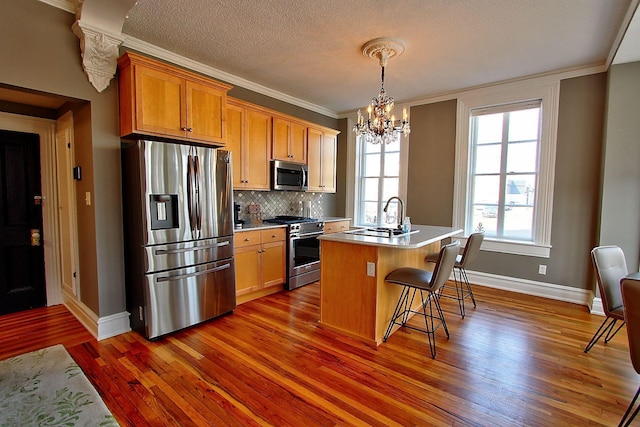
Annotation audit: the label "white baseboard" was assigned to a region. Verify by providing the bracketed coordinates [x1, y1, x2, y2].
[97, 312, 131, 340]
[464, 270, 598, 311]
[63, 292, 131, 340]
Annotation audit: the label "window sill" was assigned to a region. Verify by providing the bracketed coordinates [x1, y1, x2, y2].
[456, 236, 551, 258]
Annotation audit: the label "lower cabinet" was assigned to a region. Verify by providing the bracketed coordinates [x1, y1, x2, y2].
[234, 227, 286, 303]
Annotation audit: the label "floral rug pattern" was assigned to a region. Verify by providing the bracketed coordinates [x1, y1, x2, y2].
[0, 345, 118, 426]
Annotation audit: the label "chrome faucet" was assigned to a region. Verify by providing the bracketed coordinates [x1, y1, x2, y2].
[383, 196, 405, 230]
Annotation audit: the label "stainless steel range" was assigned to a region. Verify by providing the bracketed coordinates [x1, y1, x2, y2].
[264, 216, 324, 290]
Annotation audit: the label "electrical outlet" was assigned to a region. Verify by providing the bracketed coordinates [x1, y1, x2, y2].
[538, 264, 547, 275]
[366, 262, 375, 277]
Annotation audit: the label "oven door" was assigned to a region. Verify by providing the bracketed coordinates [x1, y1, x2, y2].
[288, 232, 321, 289]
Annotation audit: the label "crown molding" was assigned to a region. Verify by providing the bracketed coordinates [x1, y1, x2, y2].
[122, 36, 339, 119]
[37, 0, 76, 13]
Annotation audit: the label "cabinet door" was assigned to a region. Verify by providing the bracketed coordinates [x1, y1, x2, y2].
[307, 127, 323, 191]
[272, 117, 290, 161]
[245, 109, 272, 190]
[290, 122, 307, 163]
[226, 104, 244, 188]
[321, 132, 337, 193]
[234, 244, 262, 296]
[261, 241, 286, 288]
[186, 80, 226, 144]
[134, 65, 185, 138]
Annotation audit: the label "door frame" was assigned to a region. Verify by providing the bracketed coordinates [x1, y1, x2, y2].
[0, 111, 61, 306]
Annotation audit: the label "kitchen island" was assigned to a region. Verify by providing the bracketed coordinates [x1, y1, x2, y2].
[317, 225, 462, 346]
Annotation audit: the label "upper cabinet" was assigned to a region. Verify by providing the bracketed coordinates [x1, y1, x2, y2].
[226, 99, 271, 190]
[307, 127, 339, 193]
[272, 116, 307, 164]
[118, 52, 232, 145]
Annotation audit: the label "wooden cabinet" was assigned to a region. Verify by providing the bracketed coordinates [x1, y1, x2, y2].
[227, 99, 271, 190]
[118, 52, 232, 145]
[272, 116, 307, 163]
[234, 228, 286, 301]
[324, 220, 350, 234]
[308, 127, 339, 193]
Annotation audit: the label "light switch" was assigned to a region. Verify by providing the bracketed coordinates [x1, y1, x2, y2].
[85, 192, 91, 206]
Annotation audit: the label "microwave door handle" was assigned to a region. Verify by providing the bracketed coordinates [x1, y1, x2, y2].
[300, 166, 306, 189]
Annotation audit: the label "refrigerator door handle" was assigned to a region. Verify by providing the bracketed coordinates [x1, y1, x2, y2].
[194, 153, 202, 231]
[154, 240, 230, 255]
[155, 262, 232, 283]
[187, 153, 196, 232]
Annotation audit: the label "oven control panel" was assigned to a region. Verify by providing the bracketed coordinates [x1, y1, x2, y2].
[290, 221, 324, 237]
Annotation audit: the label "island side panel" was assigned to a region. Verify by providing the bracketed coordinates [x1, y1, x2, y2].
[319, 240, 378, 345]
[375, 242, 441, 344]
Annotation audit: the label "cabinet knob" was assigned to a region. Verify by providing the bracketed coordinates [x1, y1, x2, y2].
[181, 126, 187, 131]
[244, 238, 251, 242]
[187, 127, 193, 132]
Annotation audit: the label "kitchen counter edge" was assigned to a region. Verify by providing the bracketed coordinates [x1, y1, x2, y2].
[318, 225, 463, 249]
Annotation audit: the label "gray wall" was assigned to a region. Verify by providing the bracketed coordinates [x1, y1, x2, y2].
[600, 62, 640, 272]
[1, 0, 124, 316]
[405, 74, 607, 290]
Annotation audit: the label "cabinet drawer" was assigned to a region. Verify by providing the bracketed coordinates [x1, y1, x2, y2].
[234, 230, 262, 248]
[261, 228, 286, 243]
[325, 220, 350, 234]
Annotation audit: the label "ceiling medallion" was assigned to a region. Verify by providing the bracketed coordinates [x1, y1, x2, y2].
[353, 37, 410, 145]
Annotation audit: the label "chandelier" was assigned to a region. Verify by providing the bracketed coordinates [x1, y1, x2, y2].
[353, 37, 410, 145]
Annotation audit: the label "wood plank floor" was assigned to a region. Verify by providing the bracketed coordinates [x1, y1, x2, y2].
[1, 283, 637, 426]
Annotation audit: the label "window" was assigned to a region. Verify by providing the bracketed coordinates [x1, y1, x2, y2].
[454, 80, 559, 257]
[355, 135, 405, 227]
[468, 101, 540, 241]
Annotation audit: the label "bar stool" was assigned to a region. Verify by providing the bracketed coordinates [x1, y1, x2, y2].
[426, 232, 484, 317]
[620, 273, 640, 426]
[383, 241, 459, 358]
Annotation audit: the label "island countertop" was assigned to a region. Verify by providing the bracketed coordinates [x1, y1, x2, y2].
[318, 224, 463, 249]
[318, 224, 462, 346]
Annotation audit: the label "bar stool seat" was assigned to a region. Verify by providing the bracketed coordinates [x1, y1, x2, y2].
[425, 232, 484, 317]
[383, 241, 459, 358]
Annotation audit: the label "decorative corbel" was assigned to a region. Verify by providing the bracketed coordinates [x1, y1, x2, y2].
[72, 20, 124, 92]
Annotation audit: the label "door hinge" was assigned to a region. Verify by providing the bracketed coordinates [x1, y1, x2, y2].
[73, 272, 77, 278]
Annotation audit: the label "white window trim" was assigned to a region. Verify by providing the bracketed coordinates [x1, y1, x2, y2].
[453, 79, 559, 258]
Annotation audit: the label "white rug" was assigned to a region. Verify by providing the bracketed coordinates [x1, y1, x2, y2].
[0, 344, 119, 426]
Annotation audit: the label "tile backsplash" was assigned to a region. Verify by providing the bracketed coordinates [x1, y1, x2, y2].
[233, 190, 324, 221]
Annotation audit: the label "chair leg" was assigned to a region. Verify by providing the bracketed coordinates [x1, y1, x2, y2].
[383, 286, 410, 342]
[619, 384, 640, 427]
[452, 268, 466, 318]
[604, 319, 626, 344]
[584, 316, 621, 353]
[459, 267, 477, 308]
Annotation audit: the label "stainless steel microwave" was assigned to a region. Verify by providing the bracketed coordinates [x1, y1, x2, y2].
[272, 160, 308, 191]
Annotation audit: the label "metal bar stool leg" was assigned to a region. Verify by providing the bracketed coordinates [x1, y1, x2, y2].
[584, 316, 619, 353]
[384, 286, 411, 342]
[619, 385, 640, 427]
[459, 266, 477, 308]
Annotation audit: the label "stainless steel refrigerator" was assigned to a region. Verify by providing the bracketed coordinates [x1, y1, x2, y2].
[121, 139, 236, 339]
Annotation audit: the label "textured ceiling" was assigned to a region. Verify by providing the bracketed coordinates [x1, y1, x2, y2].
[119, 0, 635, 115]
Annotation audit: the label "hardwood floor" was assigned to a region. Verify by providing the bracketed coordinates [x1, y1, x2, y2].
[1, 283, 637, 426]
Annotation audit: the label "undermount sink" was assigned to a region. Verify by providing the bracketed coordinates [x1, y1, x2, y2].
[348, 227, 418, 238]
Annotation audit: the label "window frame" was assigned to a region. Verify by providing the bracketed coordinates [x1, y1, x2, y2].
[453, 80, 559, 258]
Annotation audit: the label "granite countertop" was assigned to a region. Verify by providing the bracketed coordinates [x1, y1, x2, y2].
[235, 217, 351, 231]
[318, 224, 463, 249]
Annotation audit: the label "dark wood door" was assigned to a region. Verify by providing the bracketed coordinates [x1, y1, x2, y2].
[0, 130, 45, 315]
